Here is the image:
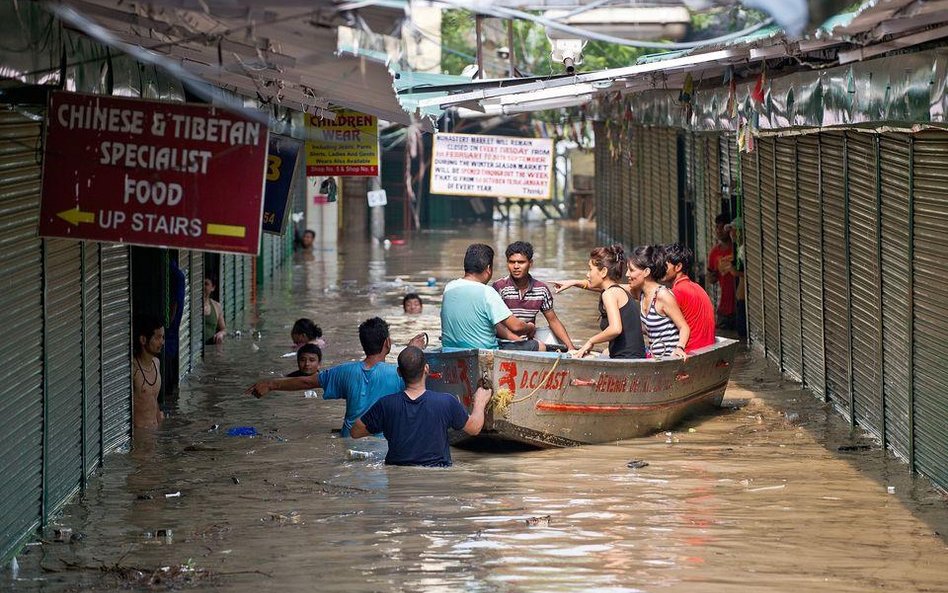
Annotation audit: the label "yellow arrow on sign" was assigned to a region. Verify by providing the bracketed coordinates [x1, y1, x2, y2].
[206, 223, 246, 238]
[57, 207, 95, 226]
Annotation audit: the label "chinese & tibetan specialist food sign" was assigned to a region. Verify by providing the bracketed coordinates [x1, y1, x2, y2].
[304, 109, 378, 176]
[39, 91, 268, 254]
[430, 133, 554, 200]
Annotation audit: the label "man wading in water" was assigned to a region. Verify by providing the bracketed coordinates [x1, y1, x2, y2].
[133, 315, 165, 430]
[351, 346, 492, 466]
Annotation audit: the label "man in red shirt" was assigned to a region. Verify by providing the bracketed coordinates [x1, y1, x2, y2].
[664, 243, 716, 352]
[707, 213, 737, 330]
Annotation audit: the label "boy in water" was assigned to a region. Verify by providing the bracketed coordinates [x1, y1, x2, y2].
[287, 343, 322, 377]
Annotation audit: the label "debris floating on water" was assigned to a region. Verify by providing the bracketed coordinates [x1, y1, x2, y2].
[227, 426, 258, 437]
[348, 450, 371, 461]
[838, 444, 872, 452]
[887, 486, 896, 494]
[165, 491, 181, 498]
[524, 515, 552, 527]
[627, 459, 649, 469]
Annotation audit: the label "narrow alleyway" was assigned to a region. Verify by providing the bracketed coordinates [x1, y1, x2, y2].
[11, 222, 947, 593]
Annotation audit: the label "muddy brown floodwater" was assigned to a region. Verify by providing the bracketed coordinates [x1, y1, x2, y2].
[9, 222, 948, 592]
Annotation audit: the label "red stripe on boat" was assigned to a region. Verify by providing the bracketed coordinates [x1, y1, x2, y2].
[534, 381, 728, 414]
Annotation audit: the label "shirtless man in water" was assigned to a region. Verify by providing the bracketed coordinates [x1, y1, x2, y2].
[133, 315, 165, 430]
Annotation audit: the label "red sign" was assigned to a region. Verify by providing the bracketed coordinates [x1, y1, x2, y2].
[39, 91, 268, 254]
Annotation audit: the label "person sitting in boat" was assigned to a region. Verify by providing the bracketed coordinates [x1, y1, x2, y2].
[662, 243, 715, 352]
[492, 241, 576, 351]
[350, 346, 492, 467]
[627, 245, 690, 359]
[441, 243, 538, 350]
[552, 244, 646, 359]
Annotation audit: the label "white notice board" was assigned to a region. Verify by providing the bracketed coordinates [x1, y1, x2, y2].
[430, 133, 554, 200]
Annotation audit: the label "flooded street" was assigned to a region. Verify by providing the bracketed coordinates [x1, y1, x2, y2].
[12, 222, 948, 592]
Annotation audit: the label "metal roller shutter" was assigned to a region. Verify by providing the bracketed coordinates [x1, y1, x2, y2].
[190, 250, 203, 357]
[82, 242, 101, 477]
[757, 138, 781, 366]
[879, 134, 912, 459]
[741, 148, 764, 349]
[650, 129, 660, 243]
[911, 131, 948, 488]
[846, 132, 884, 438]
[667, 129, 679, 242]
[100, 243, 132, 453]
[774, 137, 802, 379]
[594, 124, 605, 234]
[221, 254, 233, 326]
[0, 109, 44, 559]
[178, 251, 191, 376]
[705, 136, 722, 304]
[694, 136, 709, 270]
[621, 145, 631, 245]
[820, 132, 852, 418]
[641, 129, 655, 244]
[43, 238, 85, 515]
[633, 128, 645, 242]
[796, 135, 826, 396]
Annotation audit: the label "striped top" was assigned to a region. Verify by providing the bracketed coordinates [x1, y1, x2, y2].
[492, 275, 554, 324]
[640, 286, 680, 359]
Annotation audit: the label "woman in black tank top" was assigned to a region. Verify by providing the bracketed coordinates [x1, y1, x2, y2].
[551, 245, 646, 359]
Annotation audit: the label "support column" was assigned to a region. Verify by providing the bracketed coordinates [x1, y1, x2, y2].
[370, 176, 385, 241]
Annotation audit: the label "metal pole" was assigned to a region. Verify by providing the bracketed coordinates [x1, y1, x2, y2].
[907, 136, 916, 471]
[370, 176, 385, 241]
[507, 19, 516, 78]
[475, 15, 484, 79]
[874, 134, 887, 449]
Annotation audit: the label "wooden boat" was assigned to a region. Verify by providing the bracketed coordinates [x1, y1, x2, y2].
[424, 338, 739, 448]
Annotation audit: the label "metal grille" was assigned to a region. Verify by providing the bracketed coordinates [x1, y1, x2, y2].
[190, 251, 204, 358]
[43, 238, 85, 516]
[82, 242, 101, 477]
[100, 243, 132, 453]
[0, 110, 44, 560]
[879, 134, 912, 459]
[740, 148, 764, 349]
[178, 250, 191, 376]
[757, 138, 781, 366]
[846, 131, 884, 439]
[819, 132, 852, 418]
[911, 131, 948, 486]
[795, 135, 826, 396]
[774, 137, 802, 380]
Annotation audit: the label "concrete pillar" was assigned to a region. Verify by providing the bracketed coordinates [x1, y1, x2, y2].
[370, 176, 384, 241]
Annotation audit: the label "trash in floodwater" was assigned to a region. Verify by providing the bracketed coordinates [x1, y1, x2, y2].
[208, 424, 220, 432]
[887, 486, 896, 494]
[427, 277, 437, 286]
[136, 493, 154, 500]
[627, 460, 649, 469]
[265, 511, 302, 525]
[9, 556, 18, 579]
[54, 528, 72, 542]
[165, 491, 181, 498]
[251, 343, 260, 352]
[303, 390, 318, 399]
[227, 426, 258, 437]
[231, 476, 240, 485]
[524, 515, 552, 527]
[688, 428, 697, 433]
[70, 532, 84, 543]
[837, 444, 872, 452]
[348, 450, 371, 461]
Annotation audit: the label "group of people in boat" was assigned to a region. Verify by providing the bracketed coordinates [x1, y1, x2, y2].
[244, 239, 717, 467]
[440, 240, 715, 361]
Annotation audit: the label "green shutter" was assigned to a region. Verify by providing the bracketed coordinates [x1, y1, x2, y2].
[820, 132, 852, 419]
[100, 243, 132, 453]
[0, 109, 44, 560]
[43, 238, 84, 516]
[757, 138, 781, 367]
[911, 131, 948, 487]
[741, 148, 764, 350]
[796, 135, 826, 396]
[775, 137, 803, 379]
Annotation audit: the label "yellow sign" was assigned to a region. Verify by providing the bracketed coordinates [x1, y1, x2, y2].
[305, 109, 379, 177]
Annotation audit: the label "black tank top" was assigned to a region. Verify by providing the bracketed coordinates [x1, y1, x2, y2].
[598, 285, 646, 359]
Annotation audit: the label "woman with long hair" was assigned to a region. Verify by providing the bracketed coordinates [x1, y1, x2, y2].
[627, 245, 690, 359]
[552, 244, 645, 359]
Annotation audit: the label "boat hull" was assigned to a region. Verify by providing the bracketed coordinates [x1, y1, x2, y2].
[424, 338, 739, 448]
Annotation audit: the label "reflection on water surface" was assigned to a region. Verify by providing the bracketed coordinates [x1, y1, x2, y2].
[11, 222, 948, 593]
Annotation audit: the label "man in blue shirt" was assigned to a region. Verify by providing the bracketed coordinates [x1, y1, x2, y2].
[247, 318, 424, 436]
[441, 243, 536, 350]
[351, 346, 492, 466]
